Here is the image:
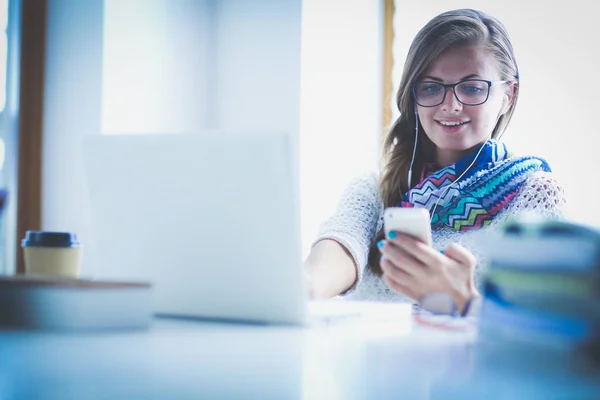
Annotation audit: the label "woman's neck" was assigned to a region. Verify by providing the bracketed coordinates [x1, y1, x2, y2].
[435, 141, 489, 167]
[435, 148, 471, 167]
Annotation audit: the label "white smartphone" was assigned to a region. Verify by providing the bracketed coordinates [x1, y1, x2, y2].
[383, 207, 433, 246]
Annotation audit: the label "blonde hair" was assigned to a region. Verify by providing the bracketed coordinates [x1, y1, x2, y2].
[368, 9, 520, 275]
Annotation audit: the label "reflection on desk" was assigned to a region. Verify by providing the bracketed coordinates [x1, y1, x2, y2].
[0, 315, 599, 399]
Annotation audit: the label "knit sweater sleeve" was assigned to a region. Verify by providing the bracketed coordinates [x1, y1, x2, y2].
[312, 172, 382, 293]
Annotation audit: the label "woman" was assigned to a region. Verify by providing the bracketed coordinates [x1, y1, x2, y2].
[305, 9, 566, 314]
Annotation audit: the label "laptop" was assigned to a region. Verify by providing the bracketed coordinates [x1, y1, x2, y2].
[82, 133, 412, 326]
[82, 132, 311, 324]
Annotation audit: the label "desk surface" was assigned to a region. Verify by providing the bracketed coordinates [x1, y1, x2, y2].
[1, 315, 599, 400]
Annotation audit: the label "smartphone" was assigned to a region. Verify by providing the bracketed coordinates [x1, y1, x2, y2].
[383, 207, 432, 246]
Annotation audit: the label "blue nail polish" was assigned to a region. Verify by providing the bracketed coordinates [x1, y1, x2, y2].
[388, 231, 397, 239]
[440, 249, 444, 254]
[377, 240, 385, 249]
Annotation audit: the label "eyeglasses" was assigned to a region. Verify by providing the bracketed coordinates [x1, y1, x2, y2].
[412, 79, 508, 107]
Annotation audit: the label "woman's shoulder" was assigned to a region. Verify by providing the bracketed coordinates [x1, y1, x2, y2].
[332, 171, 384, 215]
[501, 154, 562, 188]
[504, 154, 563, 191]
[342, 171, 381, 198]
[522, 169, 563, 188]
[507, 167, 567, 217]
[520, 169, 566, 203]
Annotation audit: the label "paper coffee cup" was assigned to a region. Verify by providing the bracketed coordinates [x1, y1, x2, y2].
[21, 231, 82, 278]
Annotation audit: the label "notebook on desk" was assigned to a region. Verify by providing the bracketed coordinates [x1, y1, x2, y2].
[82, 133, 410, 325]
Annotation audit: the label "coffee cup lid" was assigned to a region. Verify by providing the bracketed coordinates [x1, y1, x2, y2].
[21, 231, 80, 248]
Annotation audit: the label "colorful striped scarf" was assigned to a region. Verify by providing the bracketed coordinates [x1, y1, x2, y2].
[400, 139, 551, 231]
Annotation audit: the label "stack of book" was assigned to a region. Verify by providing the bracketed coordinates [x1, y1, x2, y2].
[477, 215, 600, 365]
[0, 275, 153, 331]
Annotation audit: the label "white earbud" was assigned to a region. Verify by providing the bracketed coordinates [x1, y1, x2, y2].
[407, 103, 419, 190]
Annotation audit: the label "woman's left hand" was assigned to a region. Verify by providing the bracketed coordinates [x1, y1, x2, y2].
[378, 233, 478, 314]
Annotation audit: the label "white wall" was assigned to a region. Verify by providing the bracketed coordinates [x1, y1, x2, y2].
[42, 0, 103, 275]
[103, 0, 301, 136]
[216, 0, 301, 134]
[300, 0, 382, 256]
[102, 0, 213, 134]
[393, 1, 600, 226]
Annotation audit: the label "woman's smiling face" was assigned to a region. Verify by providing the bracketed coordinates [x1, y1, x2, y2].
[416, 44, 514, 166]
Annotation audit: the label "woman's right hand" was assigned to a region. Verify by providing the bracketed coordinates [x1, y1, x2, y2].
[378, 233, 478, 314]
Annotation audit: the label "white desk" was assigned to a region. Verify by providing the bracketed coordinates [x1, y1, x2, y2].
[1, 315, 599, 399]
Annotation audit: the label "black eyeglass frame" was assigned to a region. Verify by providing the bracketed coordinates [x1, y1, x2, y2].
[411, 79, 509, 107]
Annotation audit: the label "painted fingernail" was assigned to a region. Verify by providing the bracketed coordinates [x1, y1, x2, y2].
[377, 240, 385, 249]
[440, 249, 444, 254]
[388, 231, 397, 239]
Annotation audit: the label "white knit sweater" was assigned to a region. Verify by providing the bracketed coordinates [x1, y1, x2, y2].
[313, 170, 567, 302]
